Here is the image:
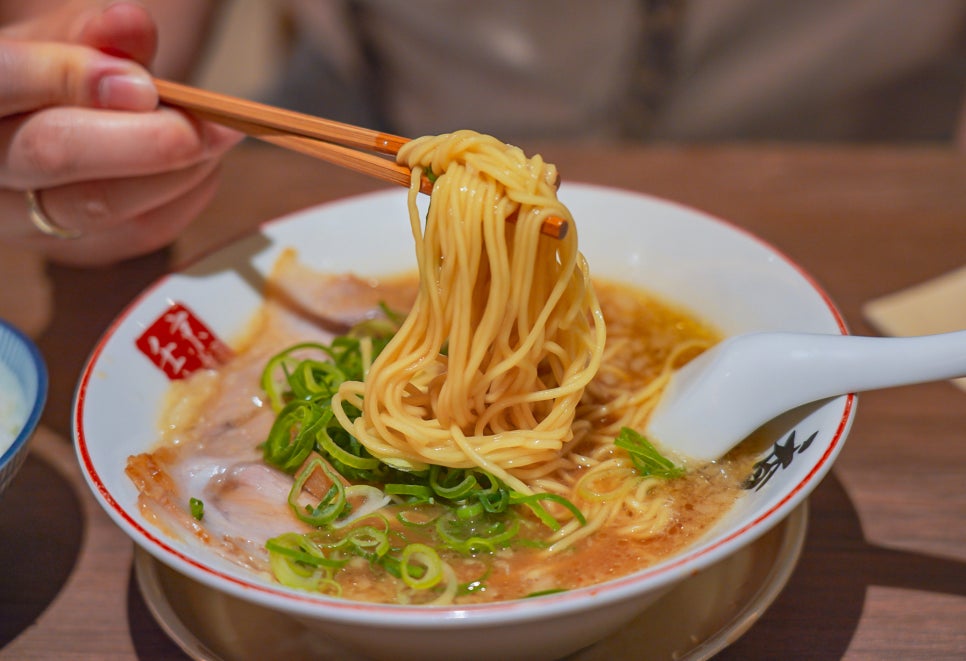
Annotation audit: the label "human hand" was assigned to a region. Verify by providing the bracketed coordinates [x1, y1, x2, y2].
[0, 1, 241, 266]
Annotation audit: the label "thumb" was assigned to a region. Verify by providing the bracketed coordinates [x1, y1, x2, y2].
[0, 38, 158, 115]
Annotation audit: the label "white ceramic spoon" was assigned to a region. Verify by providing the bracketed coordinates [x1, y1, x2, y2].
[645, 330, 966, 463]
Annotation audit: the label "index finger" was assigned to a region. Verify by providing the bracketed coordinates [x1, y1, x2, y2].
[0, 37, 157, 117]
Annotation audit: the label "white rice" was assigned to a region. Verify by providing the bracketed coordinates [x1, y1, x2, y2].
[0, 361, 27, 456]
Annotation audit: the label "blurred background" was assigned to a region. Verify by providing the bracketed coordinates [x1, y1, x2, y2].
[190, 0, 966, 147]
[193, 0, 283, 99]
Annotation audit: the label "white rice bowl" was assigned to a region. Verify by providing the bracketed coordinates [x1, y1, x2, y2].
[0, 319, 47, 498]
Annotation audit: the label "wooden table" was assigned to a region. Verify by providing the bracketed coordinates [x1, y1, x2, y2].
[1, 143, 963, 659]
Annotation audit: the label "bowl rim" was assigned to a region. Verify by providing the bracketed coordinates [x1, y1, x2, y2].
[73, 184, 853, 627]
[0, 318, 48, 468]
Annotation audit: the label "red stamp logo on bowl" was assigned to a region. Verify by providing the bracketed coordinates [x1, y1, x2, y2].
[135, 302, 232, 380]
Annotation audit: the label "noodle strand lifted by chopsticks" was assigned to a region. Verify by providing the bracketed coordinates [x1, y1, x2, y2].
[333, 130, 605, 491]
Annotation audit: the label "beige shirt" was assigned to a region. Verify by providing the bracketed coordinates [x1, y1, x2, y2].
[271, 0, 966, 143]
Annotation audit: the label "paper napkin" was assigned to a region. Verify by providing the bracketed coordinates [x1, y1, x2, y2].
[863, 265, 966, 392]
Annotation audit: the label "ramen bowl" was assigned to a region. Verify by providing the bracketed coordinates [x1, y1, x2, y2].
[0, 319, 47, 499]
[74, 184, 853, 660]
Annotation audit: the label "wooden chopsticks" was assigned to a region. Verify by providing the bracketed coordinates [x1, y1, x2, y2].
[153, 79, 422, 190]
[153, 79, 567, 240]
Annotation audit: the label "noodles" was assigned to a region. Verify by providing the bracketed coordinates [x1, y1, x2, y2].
[333, 130, 605, 493]
[128, 130, 749, 605]
[332, 130, 719, 553]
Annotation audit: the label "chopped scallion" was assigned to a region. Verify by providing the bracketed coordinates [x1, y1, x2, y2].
[189, 497, 204, 521]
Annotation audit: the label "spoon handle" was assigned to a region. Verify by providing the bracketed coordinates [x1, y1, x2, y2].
[647, 330, 966, 462]
[762, 330, 966, 400]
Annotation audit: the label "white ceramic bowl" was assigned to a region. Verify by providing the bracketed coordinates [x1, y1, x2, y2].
[0, 318, 47, 498]
[74, 184, 853, 661]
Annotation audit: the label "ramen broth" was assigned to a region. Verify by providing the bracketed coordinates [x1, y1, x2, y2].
[127, 269, 756, 604]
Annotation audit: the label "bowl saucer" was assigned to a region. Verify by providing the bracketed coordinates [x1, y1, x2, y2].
[135, 503, 806, 661]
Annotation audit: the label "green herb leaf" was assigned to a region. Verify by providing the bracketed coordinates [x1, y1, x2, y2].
[189, 497, 204, 521]
[614, 427, 685, 479]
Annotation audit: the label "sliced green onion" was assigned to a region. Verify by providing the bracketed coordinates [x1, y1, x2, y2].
[455, 501, 484, 521]
[288, 458, 349, 526]
[289, 359, 346, 404]
[347, 526, 391, 559]
[188, 497, 204, 521]
[475, 474, 510, 513]
[429, 466, 478, 500]
[262, 400, 323, 472]
[510, 492, 587, 531]
[460, 579, 487, 595]
[315, 411, 381, 471]
[377, 302, 406, 328]
[348, 317, 397, 340]
[333, 486, 391, 529]
[265, 532, 346, 591]
[385, 483, 434, 501]
[265, 533, 346, 569]
[436, 513, 520, 555]
[268, 552, 323, 591]
[379, 553, 403, 579]
[317, 578, 343, 597]
[396, 505, 442, 527]
[258, 328, 611, 597]
[260, 342, 334, 411]
[525, 588, 568, 598]
[399, 543, 444, 590]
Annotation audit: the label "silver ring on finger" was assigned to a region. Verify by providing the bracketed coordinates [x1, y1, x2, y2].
[25, 189, 82, 239]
